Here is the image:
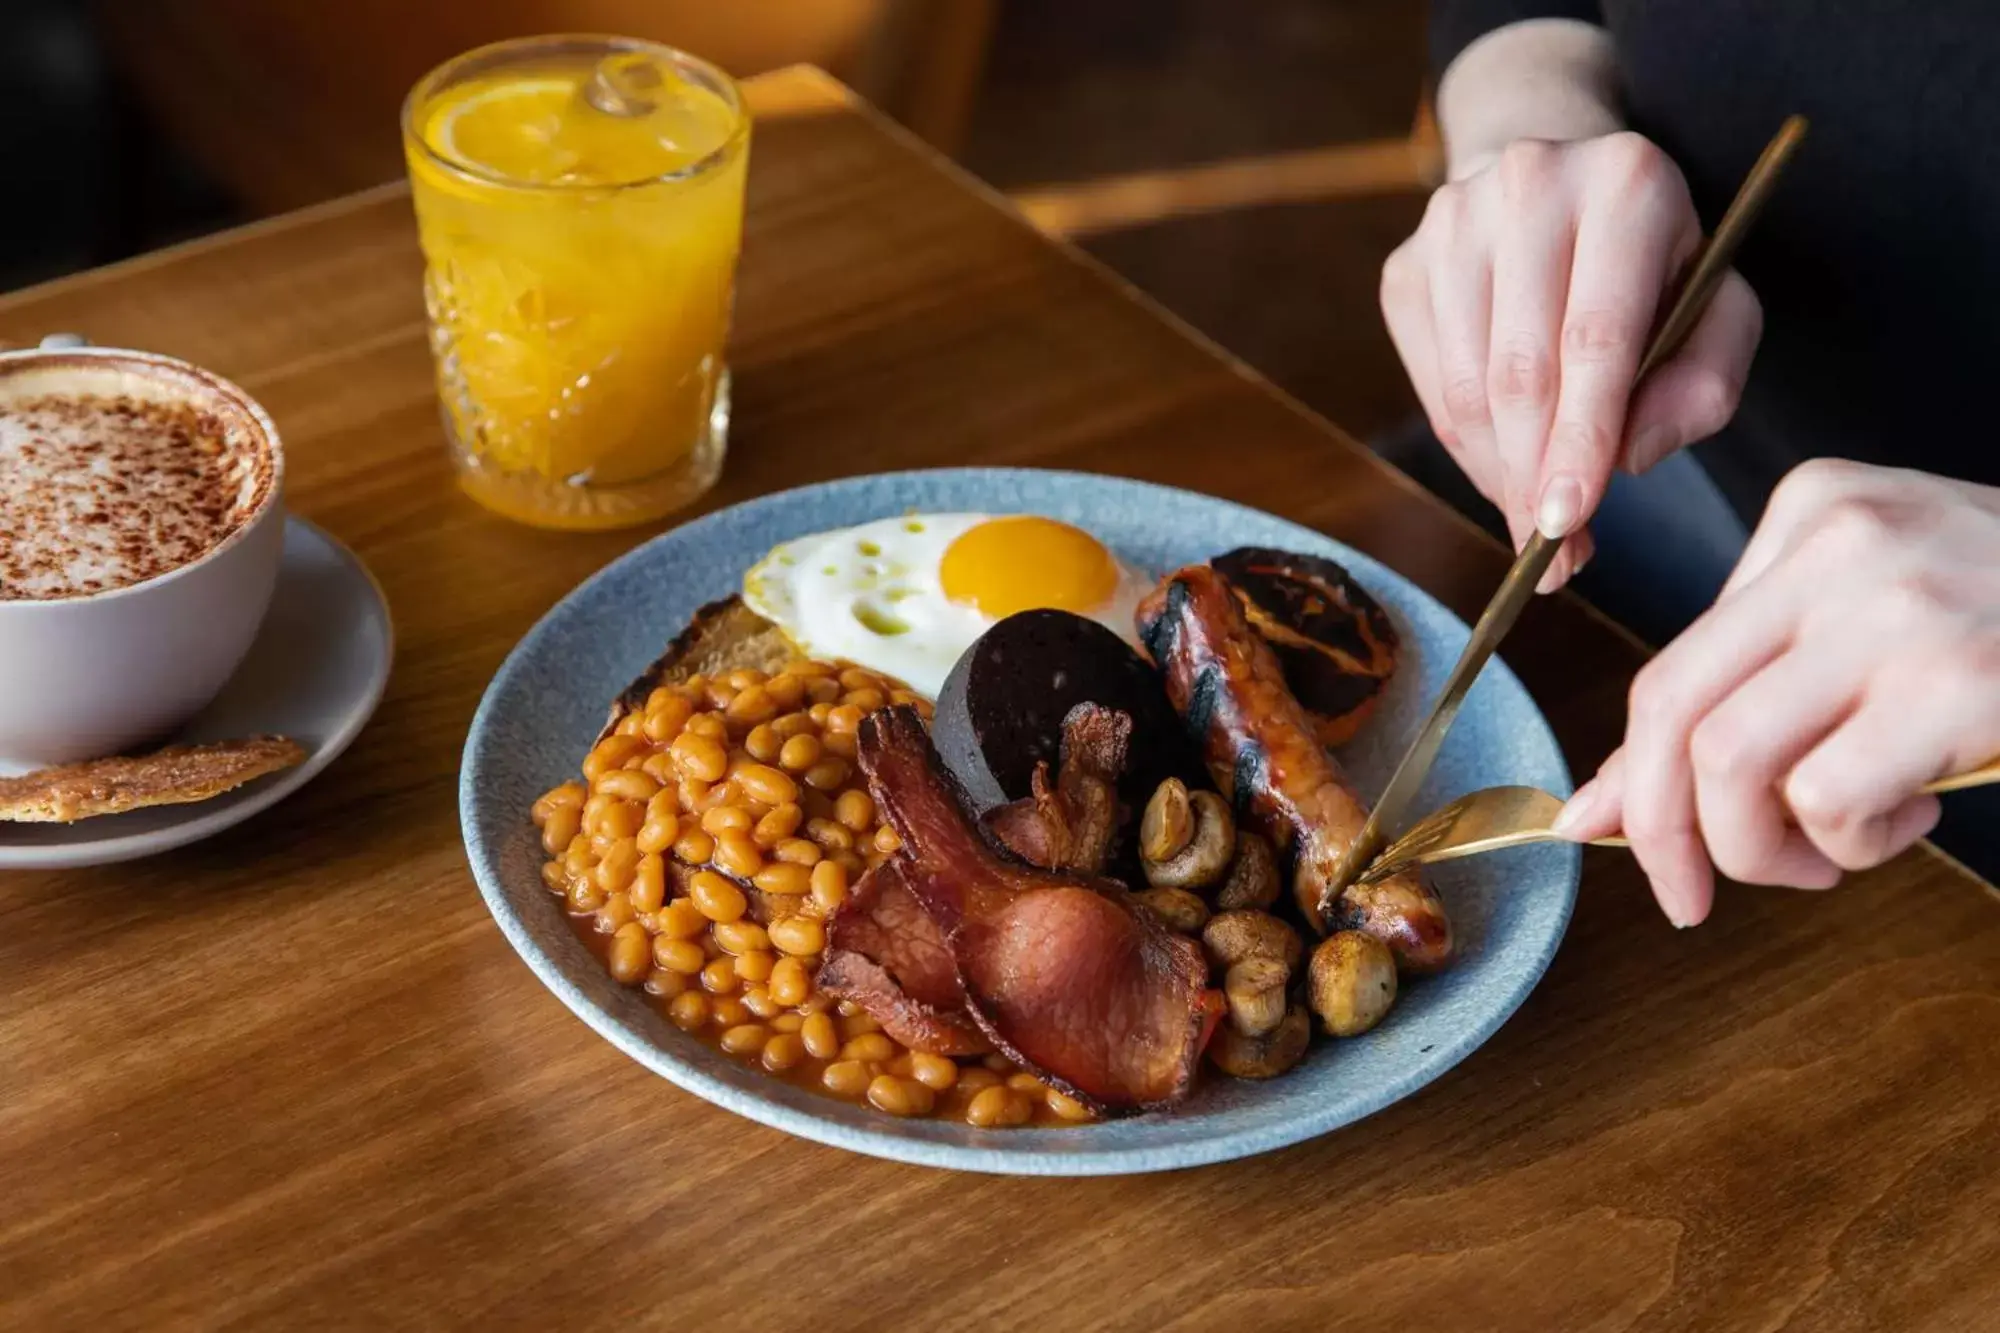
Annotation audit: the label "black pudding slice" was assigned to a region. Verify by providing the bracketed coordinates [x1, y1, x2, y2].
[932, 609, 1206, 815]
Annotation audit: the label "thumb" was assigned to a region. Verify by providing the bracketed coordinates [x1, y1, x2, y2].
[1621, 269, 1762, 473]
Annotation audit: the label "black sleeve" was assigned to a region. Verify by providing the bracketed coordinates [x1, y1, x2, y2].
[1430, 0, 1603, 81]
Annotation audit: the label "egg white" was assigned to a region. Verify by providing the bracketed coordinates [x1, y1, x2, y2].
[741, 512, 1150, 699]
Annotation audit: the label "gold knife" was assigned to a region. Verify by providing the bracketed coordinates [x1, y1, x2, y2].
[1326, 114, 1811, 903]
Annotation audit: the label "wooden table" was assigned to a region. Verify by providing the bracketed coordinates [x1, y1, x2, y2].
[3, 68, 1995, 1332]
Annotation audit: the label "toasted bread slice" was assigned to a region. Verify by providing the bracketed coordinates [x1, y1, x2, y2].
[0, 735, 308, 823]
[599, 595, 795, 742]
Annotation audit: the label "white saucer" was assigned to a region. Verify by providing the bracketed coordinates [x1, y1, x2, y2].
[0, 517, 394, 870]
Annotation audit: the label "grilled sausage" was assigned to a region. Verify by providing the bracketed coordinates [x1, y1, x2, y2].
[1136, 566, 1453, 972]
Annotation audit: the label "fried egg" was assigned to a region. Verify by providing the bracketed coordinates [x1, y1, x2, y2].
[742, 513, 1152, 698]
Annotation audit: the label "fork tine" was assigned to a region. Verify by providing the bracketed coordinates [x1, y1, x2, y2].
[1352, 786, 1590, 885]
[1351, 792, 1488, 886]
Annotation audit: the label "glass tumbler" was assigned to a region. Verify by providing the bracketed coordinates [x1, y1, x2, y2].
[403, 35, 748, 530]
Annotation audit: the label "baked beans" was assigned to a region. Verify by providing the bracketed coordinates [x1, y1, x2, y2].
[539, 806, 581, 857]
[596, 769, 660, 803]
[668, 992, 708, 1030]
[762, 1033, 805, 1071]
[566, 877, 606, 913]
[719, 1023, 767, 1056]
[734, 762, 798, 808]
[594, 840, 640, 895]
[689, 870, 747, 924]
[594, 892, 635, 932]
[768, 956, 812, 1008]
[753, 804, 803, 847]
[822, 1059, 872, 1098]
[535, 659, 1092, 1127]
[752, 861, 812, 896]
[954, 1065, 1000, 1091]
[803, 758, 851, 792]
[712, 920, 769, 955]
[774, 838, 822, 867]
[658, 899, 706, 940]
[712, 833, 764, 879]
[805, 818, 852, 853]
[809, 859, 849, 914]
[965, 1085, 1033, 1128]
[743, 723, 782, 763]
[631, 853, 667, 913]
[839, 1032, 897, 1064]
[867, 1074, 935, 1117]
[777, 732, 821, 773]
[834, 789, 875, 832]
[608, 923, 650, 983]
[669, 732, 729, 784]
[654, 937, 704, 975]
[801, 1011, 840, 1059]
[672, 827, 716, 866]
[908, 1052, 958, 1091]
[726, 685, 777, 729]
[768, 916, 824, 958]
[699, 805, 752, 837]
[843, 686, 889, 714]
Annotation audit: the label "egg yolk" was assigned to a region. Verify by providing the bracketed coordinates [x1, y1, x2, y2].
[939, 516, 1118, 619]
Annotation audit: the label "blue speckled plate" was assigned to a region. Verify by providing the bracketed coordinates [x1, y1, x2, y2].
[461, 469, 1578, 1175]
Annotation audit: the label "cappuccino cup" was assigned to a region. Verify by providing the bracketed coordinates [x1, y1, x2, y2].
[0, 338, 285, 774]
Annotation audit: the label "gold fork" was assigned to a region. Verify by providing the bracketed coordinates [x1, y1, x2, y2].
[1352, 758, 2000, 885]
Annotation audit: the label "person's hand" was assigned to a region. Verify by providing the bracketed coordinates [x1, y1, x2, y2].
[1380, 132, 1763, 589]
[1555, 460, 2000, 925]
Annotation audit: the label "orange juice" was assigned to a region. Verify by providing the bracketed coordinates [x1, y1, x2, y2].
[403, 38, 748, 529]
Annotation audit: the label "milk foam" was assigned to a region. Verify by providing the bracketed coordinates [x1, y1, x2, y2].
[0, 359, 274, 600]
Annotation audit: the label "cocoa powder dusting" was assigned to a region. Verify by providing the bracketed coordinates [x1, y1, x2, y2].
[0, 392, 270, 600]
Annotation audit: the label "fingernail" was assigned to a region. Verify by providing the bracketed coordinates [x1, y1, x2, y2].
[1551, 779, 1598, 836]
[1649, 875, 1696, 928]
[1537, 476, 1583, 538]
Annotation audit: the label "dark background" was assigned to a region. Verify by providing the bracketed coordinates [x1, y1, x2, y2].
[1, 0, 1433, 446]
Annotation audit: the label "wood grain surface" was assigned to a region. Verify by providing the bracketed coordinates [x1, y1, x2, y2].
[1, 68, 1995, 1332]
